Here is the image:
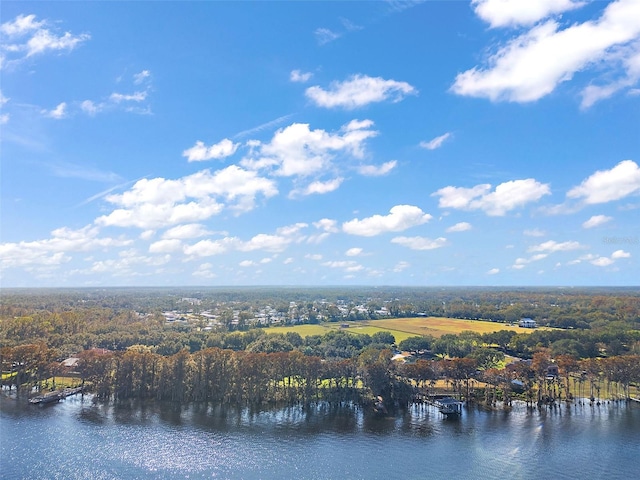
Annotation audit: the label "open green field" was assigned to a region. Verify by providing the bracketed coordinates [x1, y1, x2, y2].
[266, 316, 540, 342]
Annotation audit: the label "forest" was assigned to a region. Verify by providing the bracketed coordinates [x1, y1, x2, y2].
[1, 287, 639, 410]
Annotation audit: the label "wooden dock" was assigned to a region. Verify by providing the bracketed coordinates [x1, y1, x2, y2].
[29, 386, 84, 405]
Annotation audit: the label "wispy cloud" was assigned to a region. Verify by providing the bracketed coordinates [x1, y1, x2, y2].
[233, 114, 294, 139]
[420, 132, 451, 150]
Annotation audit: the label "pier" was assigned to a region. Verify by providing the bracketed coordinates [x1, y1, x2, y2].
[29, 386, 84, 405]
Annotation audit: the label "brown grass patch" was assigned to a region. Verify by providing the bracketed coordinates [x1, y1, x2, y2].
[363, 317, 541, 338]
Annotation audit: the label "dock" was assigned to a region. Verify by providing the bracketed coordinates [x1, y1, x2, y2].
[29, 386, 84, 405]
[431, 397, 463, 416]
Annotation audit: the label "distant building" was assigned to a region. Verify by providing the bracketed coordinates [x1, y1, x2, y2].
[519, 318, 537, 328]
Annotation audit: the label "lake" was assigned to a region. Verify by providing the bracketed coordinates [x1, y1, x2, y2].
[1, 394, 638, 479]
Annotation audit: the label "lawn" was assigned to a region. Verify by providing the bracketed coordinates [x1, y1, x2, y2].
[366, 317, 541, 338]
[266, 317, 540, 342]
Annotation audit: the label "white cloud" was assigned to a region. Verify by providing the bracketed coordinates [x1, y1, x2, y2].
[343, 205, 432, 237]
[420, 132, 451, 150]
[1, 14, 89, 67]
[453, 0, 640, 103]
[241, 120, 377, 178]
[109, 91, 147, 103]
[133, 70, 151, 84]
[183, 139, 239, 162]
[357, 160, 397, 177]
[446, 222, 472, 233]
[0, 14, 45, 36]
[612, 249, 631, 259]
[80, 100, 102, 115]
[567, 160, 640, 204]
[391, 236, 448, 250]
[487, 268, 500, 275]
[162, 224, 211, 240]
[346, 247, 363, 257]
[0, 113, 9, 124]
[524, 228, 546, 237]
[433, 179, 550, 216]
[0, 225, 131, 269]
[291, 178, 343, 197]
[290, 69, 312, 83]
[96, 166, 277, 229]
[314, 28, 341, 45]
[528, 240, 584, 253]
[471, 0, 585, 28]
[582, 214, 613, 229]
[512, 253, 548, 269]
[305, 74, 417, 109]
[393, 261, 410, 272]
[183, 238, 238, 257]
[590, 256, 614, 267]
[149, 239, 182, 253]
[313, 218, 339, 233]
[322, 260, 364, 273]
[193, 262, 216, 278]
[43, 102, 67, 119]
[0, 90, 8, 105]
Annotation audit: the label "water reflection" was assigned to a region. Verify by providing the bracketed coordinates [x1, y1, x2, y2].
[2, 393, 639, 480]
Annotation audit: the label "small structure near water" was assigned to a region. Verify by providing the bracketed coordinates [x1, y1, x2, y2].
[29, 386, 84, 405]
[434, 397, 463, 416]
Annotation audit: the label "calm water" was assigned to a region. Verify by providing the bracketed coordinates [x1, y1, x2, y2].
[1, 394, 638, 479]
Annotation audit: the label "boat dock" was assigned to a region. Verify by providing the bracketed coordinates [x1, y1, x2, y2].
[29, 386, 84, 405]
[430, 397, 463, 416]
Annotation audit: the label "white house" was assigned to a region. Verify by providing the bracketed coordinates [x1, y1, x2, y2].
[519, 318, 537, 328]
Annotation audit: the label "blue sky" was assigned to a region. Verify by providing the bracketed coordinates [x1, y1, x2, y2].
[1, 0, 639, 288]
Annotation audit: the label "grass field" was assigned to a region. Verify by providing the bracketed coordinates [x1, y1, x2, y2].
[266, 316, 539, 342]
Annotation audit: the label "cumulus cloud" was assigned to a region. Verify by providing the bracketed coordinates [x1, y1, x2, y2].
[149, 239, 182, 253]
[291, 178, 344, 198]
[322, 260, 363, 273]
[0, 225, 131, 269]
[80, 100, 102, 116]
[290, 69, 312, 83]
[453, 0, 640, 104]
[0, 14, 90, 68]
[162, 223, 211, 239]
[567, 160, 640, 204]
[241, 120, 377, 181]
[305, 74, 417, 109]
[582, 214, 613, 229]
[420, 132, 451, 150]
[391, 236, 448, 250]
[183, 223, 307, 258]
[345, 247, 363, 257]
[471, 0, 585, 28]
[313, 218, 339, 233]
[183, 139, 239, 162]
[487, 268, 500, 275]
[433, 179, 550, 216]
[183, 237, 239, 257]
[342, 205, 432, 237]
[357, 160, 397, 177]
[589, 250, 631, 267]
[43, 102, 67, 119]
[446, 222, 472, 233]
[528, 240, 584, 253]
[96, 166, 277, 229]
[512, 253, 548, 269]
